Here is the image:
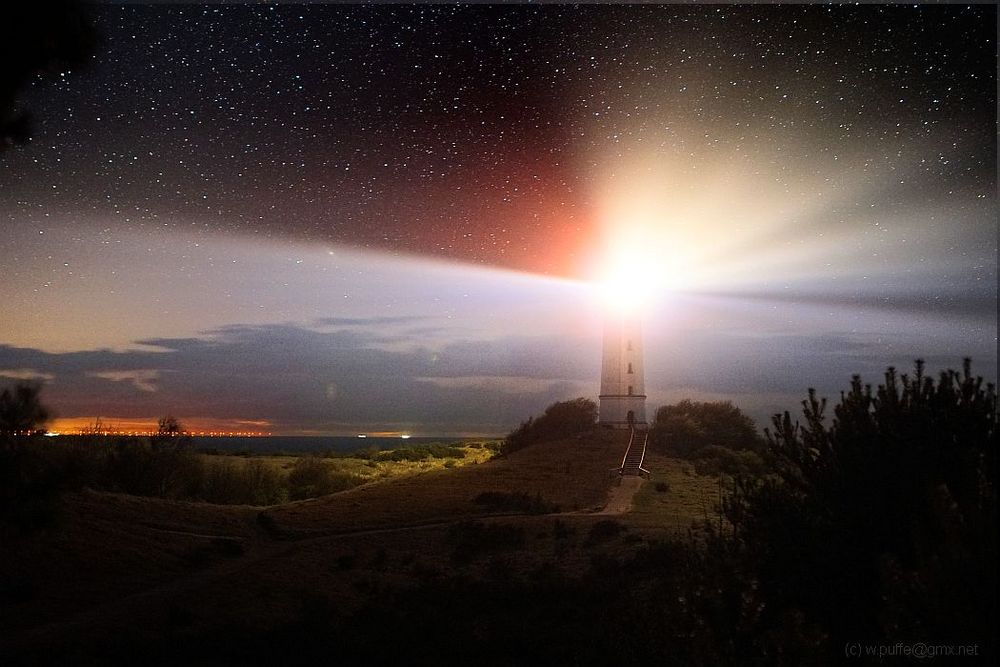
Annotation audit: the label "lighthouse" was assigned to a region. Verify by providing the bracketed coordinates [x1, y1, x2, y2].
[598, 314, 646, 428]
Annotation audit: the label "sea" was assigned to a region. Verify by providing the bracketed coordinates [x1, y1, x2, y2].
[190, 435, 468, 455]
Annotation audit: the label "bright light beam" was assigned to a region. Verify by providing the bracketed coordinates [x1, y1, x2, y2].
[594, 235, 674, 315]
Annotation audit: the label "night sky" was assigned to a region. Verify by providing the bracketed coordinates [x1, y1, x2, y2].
[1, 4, 996, 435]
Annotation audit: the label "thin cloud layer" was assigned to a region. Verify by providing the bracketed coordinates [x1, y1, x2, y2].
[1, 300, 993, 435]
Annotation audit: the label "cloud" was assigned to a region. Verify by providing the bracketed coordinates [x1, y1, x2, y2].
[87, 370, 160, 393]
[0, 368, 54, 382]
[313, 315, 430, 327]
[0, 324, 598, 435]
[698, 290, 998, 320]
[414, 375, 591, 394]
[0, 310, 993, 436]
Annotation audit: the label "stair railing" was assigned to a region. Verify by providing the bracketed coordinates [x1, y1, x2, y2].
[618, 427, 637, 475]
[637, 430, 651, 477]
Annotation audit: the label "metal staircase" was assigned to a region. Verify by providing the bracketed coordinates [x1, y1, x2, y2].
[619, 427, 649, 477]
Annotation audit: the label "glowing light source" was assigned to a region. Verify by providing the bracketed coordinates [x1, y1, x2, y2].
[595, 235, 671, 314]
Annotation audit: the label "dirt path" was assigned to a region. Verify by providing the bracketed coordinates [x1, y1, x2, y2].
[597, 475, 644, 514]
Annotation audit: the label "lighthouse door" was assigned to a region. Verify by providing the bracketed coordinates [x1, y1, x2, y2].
[627, 410, 635, 426]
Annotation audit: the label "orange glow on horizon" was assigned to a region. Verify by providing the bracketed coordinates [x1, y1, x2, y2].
[47, 416, 272, 437]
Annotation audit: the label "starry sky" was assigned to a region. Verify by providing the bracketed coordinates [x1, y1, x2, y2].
[0, 3, 996, 435]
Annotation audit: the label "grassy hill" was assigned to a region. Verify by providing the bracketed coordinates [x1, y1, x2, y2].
[0, 429, 723, 664]
[261, 428, 626, 535]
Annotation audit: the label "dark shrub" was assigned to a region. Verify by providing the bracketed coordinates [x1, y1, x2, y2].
[102, 437, 203, 499]
[504, 398, 597, 454]
[241, 459, 286, 505]
[200, 458, 279, 505]
[287, 456, 359, 500]
[724, 360, 997, 660]
[690, 445, 767, 478]
[0, 382, 50, 436]
[649, 400, 763, 458]
[201, 459, 245, 504]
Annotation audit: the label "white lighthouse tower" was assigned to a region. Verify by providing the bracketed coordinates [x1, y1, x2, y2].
[598, 314, 646, 428]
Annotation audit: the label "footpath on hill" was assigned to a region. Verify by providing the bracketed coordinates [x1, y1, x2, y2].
[598, 475, 645, 514]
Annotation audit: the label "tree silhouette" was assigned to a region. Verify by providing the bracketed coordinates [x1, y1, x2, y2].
[724, 359, 997, 658]
[0, 381, 51, 437]
[0, 382, 55, 534]
[1, 2, 96, 151]
[157, 415, 184, 436]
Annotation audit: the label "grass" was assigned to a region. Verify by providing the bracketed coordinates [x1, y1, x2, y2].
[191, 443, 496, 505]
[260, 428, 627, 536]
[0, 428, 731, 662]
[627, 451, 728, 537]
[203, 443, 494, 485]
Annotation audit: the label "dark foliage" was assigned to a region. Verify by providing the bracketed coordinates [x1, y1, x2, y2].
[0, 382, 50, 436]
[473, 490, 559, 514]
[201, 458, 286, 505]
[722, 359, 997, 660]
[0, 383, 57, 535]
[373, 444, 465, 462]
[1, 2, 96, 150]
[690, 445, 768, 478]
[3, 364, 994, 665]
[101, 433, 201, 498]
[649, 399, 763, 458]
[287, 456, 359, 500]
[0, 396, 335, 523]
[37, 537, 759, 667]
[503, 397, 598, 454]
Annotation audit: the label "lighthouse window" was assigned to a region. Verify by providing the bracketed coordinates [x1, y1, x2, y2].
[627, 363, 633, 374]
[626, 340, 633, 351]
[628, 385, 633, 396]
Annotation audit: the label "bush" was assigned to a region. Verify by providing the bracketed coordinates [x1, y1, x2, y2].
[689, 445, 767, 478]
[722, 360, 997, 660]
[201, 460, 246, 504]
[242, 459, 286, 505]
[649, 400, 763, 458]
[103, 438, 203, 499]
[503, 398, 597, 454]
[287, 456, 359, 500]
[483, 440, 503, 454]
